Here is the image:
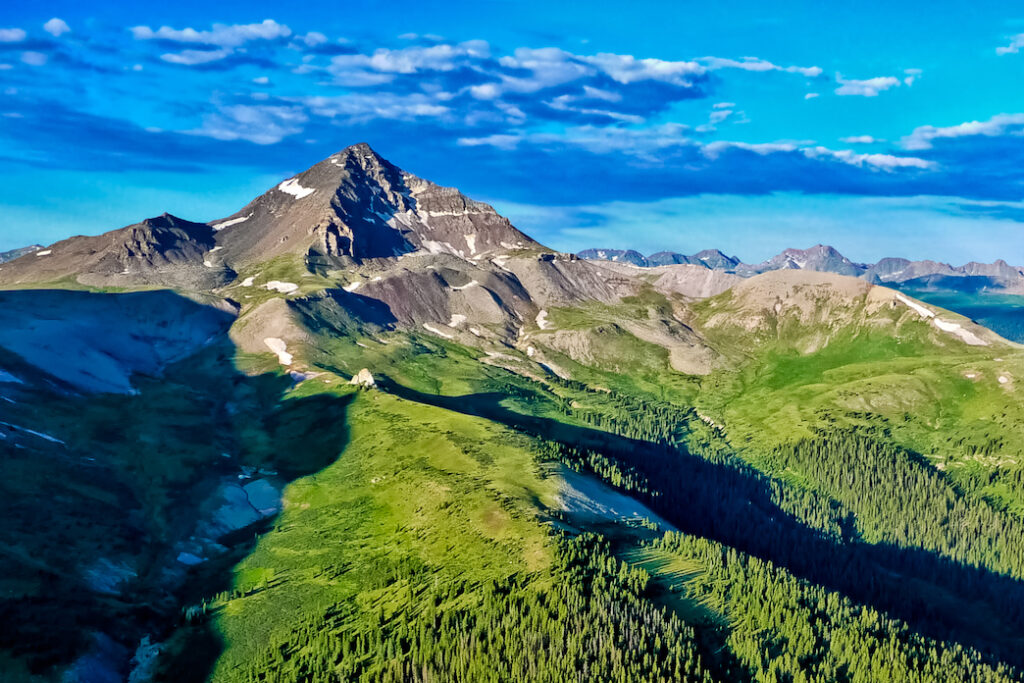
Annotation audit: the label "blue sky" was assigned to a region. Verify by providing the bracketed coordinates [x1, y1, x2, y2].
[1, 1, 1023, 264]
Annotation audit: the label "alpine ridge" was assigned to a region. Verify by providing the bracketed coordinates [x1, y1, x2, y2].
[2, 143, 1024, 683]
[579, 243, 1024, 292]
[0, 213, 231, 289]
[0, 144, 541, 290]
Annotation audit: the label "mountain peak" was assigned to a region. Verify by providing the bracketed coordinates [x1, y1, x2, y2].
[0, 211, 228, 289]
[339, 141, 378, 156]
[140, 212, 205, 231]
[210, 144, 541, 266]
[760, 244, 862, 276]
[322, 143, 392, 176]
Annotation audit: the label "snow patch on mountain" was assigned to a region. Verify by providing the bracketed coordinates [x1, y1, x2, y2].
[277, 178, 316, 199]
[422, 323, 454, 339]
[212, 213, 252, 230]
[933, 319, 988, 346]
[265, 281, 299, 294]
[895, 293, 935, 319]
[264, 337, 292, 365]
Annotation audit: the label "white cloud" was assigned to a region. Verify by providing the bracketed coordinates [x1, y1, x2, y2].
[299, 92, 451, 122]
[300, 32, 327, 47]
[703, 140, 930, 171]
[804, 93, 819, 99]
[0, 28, 26, 42]
[558, 123, 693, 157]
[20, 52, 47, 66]
[902, 113, 1024, 150]
[457, 134, 522, 150]
[463, 123, 694, 160]
[835, 75, 901, 96]
[802, 146, 933, 170]
[253, 76, 270, 84]
[131, 20, 291, 47]
[582, 86, 622, 102]
[841, 135, 879, 144]
[702, 56, 822, 77]
[192, 104, 307, 144]
[709, 109, 733, 124]
[330, 40, 490, 80]
[496, 47, 593, 92]
[581, 53, 704, 85]
[703, 140, 797, 159]
[161, 49, 231, 65]
[469, 83, 501, 100]
[496, 48, 705, 92]
[547, 95, 645, 124]
[713, 101, 735, 109]
[43, 18, 70, 37]
[997, 33, 1024, 55]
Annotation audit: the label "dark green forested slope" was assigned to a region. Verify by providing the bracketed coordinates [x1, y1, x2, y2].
[135, 321, 1024, 683]
[5, 280, 1024, 683]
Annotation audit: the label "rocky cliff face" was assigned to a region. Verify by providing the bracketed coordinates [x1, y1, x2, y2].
[0, 213, 231, 289]
[0, 144, 543, 292]
[213, 143, 540, 268]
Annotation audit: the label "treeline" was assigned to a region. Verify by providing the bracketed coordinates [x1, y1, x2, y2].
[205, 535, 718, 683]
[546, 390, 1024, 665]
[653, 532, 1023, 683]
[771, 435, 1024, 581]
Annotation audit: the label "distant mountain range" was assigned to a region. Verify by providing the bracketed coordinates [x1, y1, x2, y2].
[0, 244, 42, 263]
[3, 143, 1024, 681]
[578, 244, 1024, 294]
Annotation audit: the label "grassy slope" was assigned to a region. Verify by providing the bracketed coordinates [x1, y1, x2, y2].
[162, 387, 560, 680]
[679, 286, 1024, 465]
[6, 273, 1024, 681]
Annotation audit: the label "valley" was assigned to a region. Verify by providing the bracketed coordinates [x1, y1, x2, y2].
[3, 145, 1024, 682]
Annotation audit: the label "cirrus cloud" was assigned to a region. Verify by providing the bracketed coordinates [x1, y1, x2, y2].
[701, 56, 822, 78]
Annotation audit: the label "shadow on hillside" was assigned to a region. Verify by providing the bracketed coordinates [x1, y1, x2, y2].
[0, 289, 353, 682]
[382, 379, 1024, 667]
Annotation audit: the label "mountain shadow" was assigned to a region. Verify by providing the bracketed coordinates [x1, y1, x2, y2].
[0, 289, 353, 682]
[380, 379, 1024, 667]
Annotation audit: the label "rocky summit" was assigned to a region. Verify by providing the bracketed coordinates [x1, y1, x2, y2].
[211, 143, 540, 268]
[2, 144, 1024, 683]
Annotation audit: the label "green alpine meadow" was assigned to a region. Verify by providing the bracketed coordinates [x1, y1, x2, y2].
[2, 143, 1023, 682]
